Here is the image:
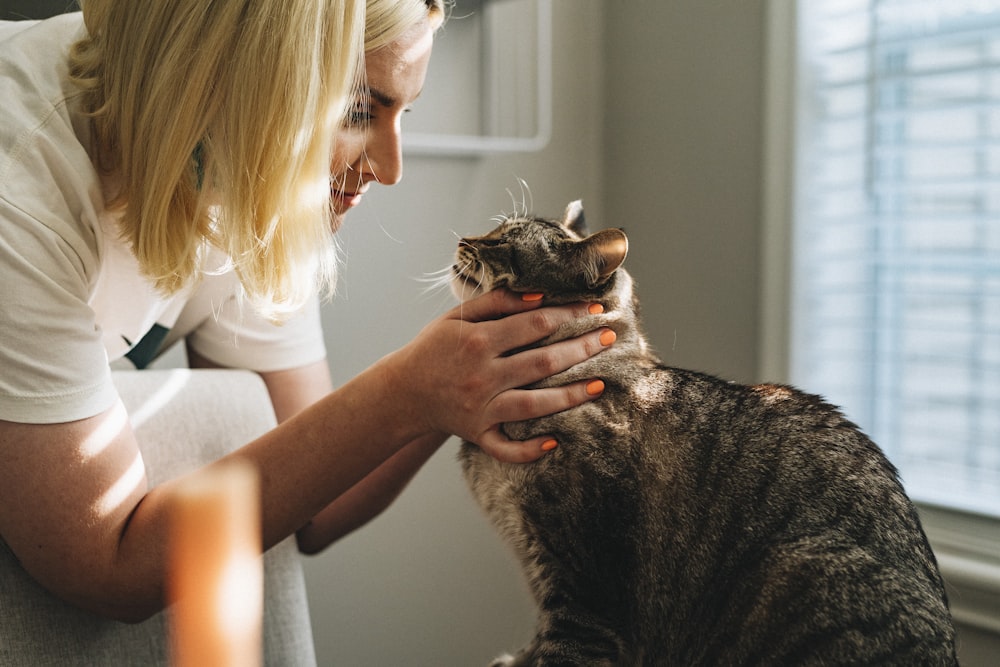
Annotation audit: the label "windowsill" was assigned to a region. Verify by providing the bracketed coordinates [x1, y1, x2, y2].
[917, 504, 1000, 634]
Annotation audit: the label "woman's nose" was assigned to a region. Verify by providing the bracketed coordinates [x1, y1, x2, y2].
[364, 125, 403, 186]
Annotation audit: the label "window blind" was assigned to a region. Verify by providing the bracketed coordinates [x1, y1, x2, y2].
[793, 0, 1000, 516]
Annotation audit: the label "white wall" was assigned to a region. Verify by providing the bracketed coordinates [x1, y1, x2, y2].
[602, 0, 766, 384]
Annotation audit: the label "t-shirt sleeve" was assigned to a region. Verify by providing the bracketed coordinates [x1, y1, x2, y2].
[0, 198, 117, 424]
[0, 13, 126, 424]
[184, 290, 328, 373]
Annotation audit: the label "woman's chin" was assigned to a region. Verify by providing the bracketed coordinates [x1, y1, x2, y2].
[329, 213, 346, 233]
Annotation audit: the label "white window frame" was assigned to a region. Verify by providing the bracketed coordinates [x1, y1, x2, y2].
[761, 1, 1000, 634]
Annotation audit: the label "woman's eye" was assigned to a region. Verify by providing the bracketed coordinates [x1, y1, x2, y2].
[344, 102, 372, 128]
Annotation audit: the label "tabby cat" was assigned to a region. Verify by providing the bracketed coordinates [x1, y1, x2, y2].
[452, 201, 957, 666]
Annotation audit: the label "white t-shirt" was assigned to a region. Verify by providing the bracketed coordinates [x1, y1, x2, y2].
[0, 14, 327, 424]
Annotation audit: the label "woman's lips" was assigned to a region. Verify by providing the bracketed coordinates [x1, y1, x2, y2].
[331, 189, 364, 214]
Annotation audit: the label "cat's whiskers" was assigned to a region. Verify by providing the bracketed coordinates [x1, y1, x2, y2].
[416, 265, 457, 295]
[421, 248, 485, 346]
[506, 178, 533, 219]
[416, 249, 484, 298]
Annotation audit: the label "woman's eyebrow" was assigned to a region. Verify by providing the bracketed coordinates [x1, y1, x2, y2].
[366, 86, 423, 109]
[366, 87, 397, 108]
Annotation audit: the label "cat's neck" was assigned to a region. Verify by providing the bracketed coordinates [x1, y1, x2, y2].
[540, 270, 657, 384]
[544, 270, 637, 337]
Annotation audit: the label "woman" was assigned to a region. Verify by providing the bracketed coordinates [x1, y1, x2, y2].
[0, 0, 612, 624]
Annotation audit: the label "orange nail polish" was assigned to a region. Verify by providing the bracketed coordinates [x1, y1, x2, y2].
[588, 303, 605, 315]
[586, 379, 605, 396]
[600, 329, 617, 346]
[541, 439, 558, 452]
[521, 293, 544, 302]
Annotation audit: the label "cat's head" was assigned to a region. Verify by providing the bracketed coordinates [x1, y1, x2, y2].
[451, 200, 629, 303]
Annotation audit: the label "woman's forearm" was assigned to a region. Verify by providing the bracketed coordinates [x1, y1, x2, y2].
[218, 354, 429, 552]
[295, 430, 448, 553]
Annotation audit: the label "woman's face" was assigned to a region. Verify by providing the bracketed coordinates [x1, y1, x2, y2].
[329, 19, 435, 229]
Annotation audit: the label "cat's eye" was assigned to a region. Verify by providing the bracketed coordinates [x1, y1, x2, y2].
[476, 237, 506, 248]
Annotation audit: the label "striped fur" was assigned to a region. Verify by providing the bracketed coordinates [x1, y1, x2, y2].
[454, 202, 957, 666]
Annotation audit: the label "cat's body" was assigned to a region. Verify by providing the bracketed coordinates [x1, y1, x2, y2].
[453, 202, 957, 666]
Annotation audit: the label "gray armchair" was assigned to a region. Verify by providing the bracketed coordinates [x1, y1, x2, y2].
[0, 370, 317, 666]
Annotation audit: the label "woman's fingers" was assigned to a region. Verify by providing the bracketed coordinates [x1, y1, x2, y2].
[393, 290, 613, 450]
[487, 378, 605, 425]
[446, 288, 543, 323]
[476, 427, 550, 463]
[497, 327, 617, 390]
[474, 378, 606, 462]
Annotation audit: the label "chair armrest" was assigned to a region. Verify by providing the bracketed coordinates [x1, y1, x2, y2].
[0, 369, 316, 666]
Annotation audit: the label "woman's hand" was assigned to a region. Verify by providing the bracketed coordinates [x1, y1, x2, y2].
[383, 289, 614, 463]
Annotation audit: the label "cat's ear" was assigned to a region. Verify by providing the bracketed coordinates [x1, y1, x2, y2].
[562, 199, 588, 237]
[578, 228, 629, 287]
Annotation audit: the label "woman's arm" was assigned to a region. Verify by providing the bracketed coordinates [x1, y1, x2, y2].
[191, 349, 449, 553]
[294, 430, 448, 554]
[0, 290, 611, 622]
[0, 355, 436, 622]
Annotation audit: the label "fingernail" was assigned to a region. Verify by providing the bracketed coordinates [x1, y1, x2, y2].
[521, 293, 544, 302]
[586, 379, 605, 396]
[588, 303, 604, 315]
[600, 329, 617, 346]
[541, 439, 559, 452]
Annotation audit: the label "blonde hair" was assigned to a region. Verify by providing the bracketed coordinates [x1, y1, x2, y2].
[364, 0, 446, 51]
[69, 0, 365, 318]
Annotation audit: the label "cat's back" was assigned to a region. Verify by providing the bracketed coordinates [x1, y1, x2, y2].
[621, 367, 955, 661]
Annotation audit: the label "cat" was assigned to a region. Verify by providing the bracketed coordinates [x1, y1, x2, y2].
[451, 201, 958, 666]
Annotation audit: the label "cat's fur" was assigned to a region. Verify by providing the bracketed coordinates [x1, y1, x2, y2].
[452, 201, 957, 666]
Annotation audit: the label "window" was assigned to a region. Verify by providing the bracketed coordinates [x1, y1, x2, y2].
[790, 0, 1000, 518]
[769, 0, 1000, 635]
